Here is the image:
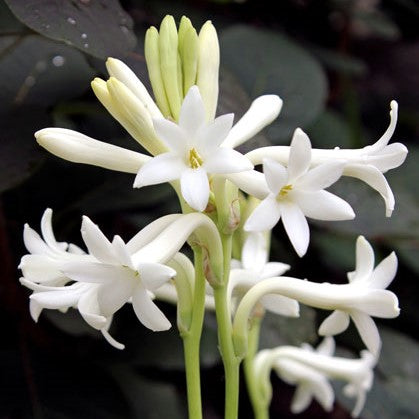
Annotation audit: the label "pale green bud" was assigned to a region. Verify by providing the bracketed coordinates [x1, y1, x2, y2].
[159, 15, 183, 120]
[180, 26, 199, 95]
[145, 26, 172, 118]
[197, 21, 220, 121]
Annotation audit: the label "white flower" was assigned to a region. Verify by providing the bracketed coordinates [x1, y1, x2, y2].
[228, 232, 297, 316]
[244, 129, 355, 256]
[62, 216, 176, 332]
[245, 101, 408, 216]
[319, 235, 399, 356]
[134, 85, 253, 211]
[254, 338, 376, 417]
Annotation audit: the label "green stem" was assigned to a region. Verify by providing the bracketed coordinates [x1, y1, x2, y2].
[213, 233, 240, 419]
[182, 247, 206, 419]
[243, 317, 269, 419]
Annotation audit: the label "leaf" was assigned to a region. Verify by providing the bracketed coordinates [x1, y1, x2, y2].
[0, 35, 95, 112]
[4, 0, 136, 59]
[220, 25, 327, 143]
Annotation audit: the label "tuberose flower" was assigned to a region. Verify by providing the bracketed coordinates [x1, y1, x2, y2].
[319, 235, 399, 356]
[244, 129, 355, 256]
[134, 86, 253, 211]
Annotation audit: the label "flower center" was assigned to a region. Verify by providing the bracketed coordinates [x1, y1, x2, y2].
[277, 184, 293, 200]
[188, 148, 204, 169]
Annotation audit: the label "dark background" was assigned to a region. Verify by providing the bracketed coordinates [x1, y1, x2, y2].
[0, 0, 418, 418]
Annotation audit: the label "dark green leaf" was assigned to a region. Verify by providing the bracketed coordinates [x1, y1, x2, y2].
[220, 25, 327, 143]
[4, 0, 136, 59]
[0, 35, 95, 112]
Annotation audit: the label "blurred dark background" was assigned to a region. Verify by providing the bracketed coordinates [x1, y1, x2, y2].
[0, 0, 418, 418]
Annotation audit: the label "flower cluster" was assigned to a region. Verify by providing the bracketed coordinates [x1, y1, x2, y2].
[20, 14, 407, 419]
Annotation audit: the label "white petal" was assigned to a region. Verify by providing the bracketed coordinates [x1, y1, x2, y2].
[63, 262, 133, 284]
[293, 190, 355, 221]
[111, 236, 133, 268]
[101, 328, 125, 350]
[344, 164, 394, 217]
[132, 285, 171, 331]
[134, 152, 185, 188]
[203, 148, 252, 174]
[153, 118, 188, 151]
[178, 85, 206, 134]
[23, 224, 50, 255]
[242, 232, 268, 272]
[221, 95, 283, 148]
[263, 159, 288, 195]
[244, 196, 281, 232]
[350, 311, 381, 356]
[226, 170, 270, 200]
[137, 263, 176, 290]
[369, 251, 397, 289]
[30, 289, 79, 309]
[353, 289, 399, 318]
[260, 262, 290, 278]
[319, 310, 350, 335]
[20, 255, 64, 283]
[197, 113, 234, 152]
[280, 201, 310, 257]
[310, 378, 334, 412]
[316, 337, 336, 356]
[290, 384, 313, 413]
[287, 128, 311, 182]
[78, 287, 108, 329]
[29, 299, 43, 322]
[348, 236, 375, 283]
[98, 279, 135, 316]
[369, 142, 408, 172]
[261, 294, 299, 317]
[180, 167, 210, 212]
[81, 216, 117, 263]
[297, 161, 344, 191]
[40, 208, 65, 250]
[370, 100, 398, 151]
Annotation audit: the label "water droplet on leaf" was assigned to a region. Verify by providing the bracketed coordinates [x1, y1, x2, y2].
[81, 33, 87, 39]
[52, 56, 66, 67]
[67, 17, 76, 25]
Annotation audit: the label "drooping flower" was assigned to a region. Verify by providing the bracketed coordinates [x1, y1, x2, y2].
[244, 129, 355, 256]
[319, 235, 399, 356]
[245, 101, 407, 216]
[253, 338, 376, 417]
[134, 86, 253, 211]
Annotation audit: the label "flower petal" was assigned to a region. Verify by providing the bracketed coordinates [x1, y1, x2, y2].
[293, 190, 355, 221]
[153, 118, 188, 151]
[20, 254, 66, 283]
[352, 289, 399, 318]
[98, 279, 135, 317]
[197, 113, 234, 152]
[221, 95, 283, 149]
[134, 152, 186, 188]
[244, 196, 281, 232]
[261, 294, 299, 317]
[111, 235, 133, 268]
[348, 236, 375, 283]
[78, 286, 108, 329]
[287, 129, 311, 182]
[81, 216, 117, 263]
[226, 171, 270, 200]
[319, 310, 350, 335]
[63, 262, 131, 284]
[260, 262, 291, 278]
[132, 285, 171, 331]
[178, 85, 206, 134]
[23, 224, 50, 255]
[350, 311, 381, 356]
[263, 159, 288, 195]
[137, 262, 176, 290]
[369, 142, 408, 172]
[316, 337, 335, 356]
[41, 208, 66, 251]
[370, 100, 398, 151]
[180, 167, 210, 212]
[30, 289, 80, 310]
[297, 161, 344, 191]
[290, 384, 313, 414]
[369, 251, 397, 289]
[242, 232, 268, 272]
[203, 148, 252, 174]
[280, 201, 310, 257]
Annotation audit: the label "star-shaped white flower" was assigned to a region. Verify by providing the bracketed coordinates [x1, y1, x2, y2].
[244, 129, 355, 256]
[319, 235, 398, 356]
[134, 85, 253, 211]
[62, 216, 176, 332]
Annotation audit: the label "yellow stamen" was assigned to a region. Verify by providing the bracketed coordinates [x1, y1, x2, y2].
[277, 184, 293, 200]
[189, 147, 204, 169]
